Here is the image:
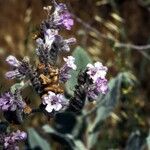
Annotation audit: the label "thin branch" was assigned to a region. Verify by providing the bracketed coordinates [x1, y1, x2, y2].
[115, 42, 150, 50]
[74, 15, 150, 51]
[74, 15, 113, 41]
[73, 15, 150, 60]
[138, 50, 150, 61]
[115, 43, 150, 61]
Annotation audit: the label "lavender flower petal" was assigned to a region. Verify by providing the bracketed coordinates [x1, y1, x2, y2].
[64, 56, 77, 70]
[44, 29, 58, 48]
[86, 62, 108, 100]
[5, 70, 21, 80]
[53, 3, 74, 30]
[87, 62, 108, 83]
[61, 38, 76, 52]
[4, 130, 27, 149]
[42, 91, 68, 113]
[60, 12, 74, 30]
[0, 91, 26, 112]
[59, 56, 76, 82]
[6, 55, 21, 67]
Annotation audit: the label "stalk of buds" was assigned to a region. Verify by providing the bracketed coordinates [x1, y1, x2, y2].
[0, 122, 27, 150]
[0, 0, 108, 149]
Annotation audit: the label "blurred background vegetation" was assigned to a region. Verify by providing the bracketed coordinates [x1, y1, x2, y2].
[0, 0, 150, 149]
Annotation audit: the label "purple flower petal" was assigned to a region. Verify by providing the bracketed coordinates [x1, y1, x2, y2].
[86, 62, 108, 100]
[5, 70, 20, 80]
[4, 130, 27, 149]
[87, 62, 108, 83]
[63, 56, 76, 70]
[53, 3, 74, 30]
[0, 91, 26, 112]
[42, 91, 68, 113]
[6, 55, 20, 67]
[59, 56, 76, 83]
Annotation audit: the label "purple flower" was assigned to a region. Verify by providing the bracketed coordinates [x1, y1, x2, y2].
[36, 29, 58, 49]
[64, 56, 77, 70]
[5, 70, 21, 80]
[0, 92, 26, 112]
[5, 56, 31, 80]
[36, 3, 75, 64]
[60, 12, 74, 30]
[55, 3, 67, 12]
[61, 37, 76, 52]
[53, 3, 74, 30]
[86, 62, 108, 100]
[59, 56, 76, 82]
[36, 29, 59, 61]
[87, 78, 108, 99]
[6, 55, 21, 67]
[4, 130, 27, 150]
[42, 91, 68, 113]
[5, 70, 22, 80]
[10, 130, 27, 141]
[86, 62, 108, 83]
[44, 29, 58, 48]
[5, 55, 22, 79]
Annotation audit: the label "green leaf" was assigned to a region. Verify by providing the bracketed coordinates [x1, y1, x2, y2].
[27, 128, 51, 150]
[43, 125, 75, 149]
[147, 131, 150, 149]
[125, 131, 144, 150]
[65, 46, 92, 95]
[89, 73, 122, 132]
[87, 74, 122, 148]
[43, 125, 55, 134]
[74, 140, 87, 150]
[43, 125, 86, 150]
[87, 72, 136, 148]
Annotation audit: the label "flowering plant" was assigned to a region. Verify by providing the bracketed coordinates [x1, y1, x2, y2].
[0, 1, 112, 149]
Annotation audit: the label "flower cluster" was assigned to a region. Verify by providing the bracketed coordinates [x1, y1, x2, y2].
[3, 2, 77, 116]
[86, 62, 108, 99]
[44, 1, 74, 30]
[5, 55, 31, 80]
[0, 1, 109, 149]
[0, 91, 26, 112]
[53, 2, 74, 30]
[4, 130, 27, 150]
[66, 62, 108, 113]
[33, 2, 77, 112]
[3, 1, 108, 116]
[5, 55, 22, 80]
[36, 2, 76, 65]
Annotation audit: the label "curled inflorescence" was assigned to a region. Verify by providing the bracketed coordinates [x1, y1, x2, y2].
[0, 1, 108, 149]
